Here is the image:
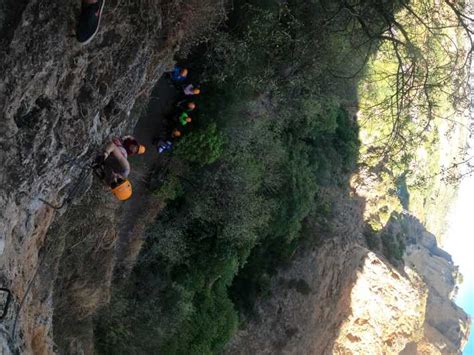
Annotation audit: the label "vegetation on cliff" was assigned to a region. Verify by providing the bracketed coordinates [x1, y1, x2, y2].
[94, 0, 472, 353]
[357, 0, 471, 237]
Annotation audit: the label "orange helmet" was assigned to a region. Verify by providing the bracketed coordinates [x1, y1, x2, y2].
[193, 88, 201, 95]
[111, 179, 132, 201]
[180, 68, 188, 77]
[186, 117, 192, 123]
[138, 144, 146, 154]
[187, 102, 196, 110]
[172, 129, 182, 138]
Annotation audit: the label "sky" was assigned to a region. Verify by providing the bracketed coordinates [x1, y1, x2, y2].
[445, 174, 474, 355]
[445, 15, 474, 352]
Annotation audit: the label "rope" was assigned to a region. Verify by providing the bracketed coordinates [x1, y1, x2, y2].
[10, 257, 43, 343]
[11, 161, 95, 344]
[8, 154, 170, 345]
[10, 164, 95, 344]
[39, 163, 94, 210]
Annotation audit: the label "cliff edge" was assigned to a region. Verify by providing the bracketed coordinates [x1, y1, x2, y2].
[226, 192, 470, 354]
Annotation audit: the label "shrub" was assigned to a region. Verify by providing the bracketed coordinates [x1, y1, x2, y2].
[153, 173, 183, 202]
[382, 232, 406, 263]
[174, 123, 225, 166]
[95, 0, 364, 352]
[364, 226, 380, 251]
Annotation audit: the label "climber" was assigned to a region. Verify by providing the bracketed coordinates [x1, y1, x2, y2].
[183, 84, 201, 96]
[171, 129, 182, 139]
[93, 138, 138, 201]
[177, 101, 196, 112]
[169, 66, 189, 82]
[77, 0, 106, 44]
[177, 112, 192, 127]
[156, 140, 173, 154]
[112, 135, 146, 157]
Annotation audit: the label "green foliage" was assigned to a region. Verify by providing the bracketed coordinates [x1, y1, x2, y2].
[364, 226, 380, 251]
[153, 173, 183, 202]
[174, 122, 225, 166]
[381, 232, 406, 263]
[95, 0, 367, 353]
[160, 283, 238, 355]
[396, 174, 410, 210]
[357, 0, 470, 229]
[95, 291, 136, 353]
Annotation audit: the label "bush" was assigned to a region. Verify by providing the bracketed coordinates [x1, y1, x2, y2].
[364, 226, 380, 251]
[153, 173, 183, 202]
[382, 232, 406, 263]
[160, 283, 238, 355]
[174, 123, 225, 166]
[95, 0, 363, 352]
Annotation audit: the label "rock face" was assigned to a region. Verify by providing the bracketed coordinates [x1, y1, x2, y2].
[333, 251, 427, 354]
[402, 214, 471, 354]
[0, 0, 181, 352]
[0, 2, 470, 354]
[226, 244, 428, 355]
[0, 0, 225, 351]
[226, 195, 470, 355]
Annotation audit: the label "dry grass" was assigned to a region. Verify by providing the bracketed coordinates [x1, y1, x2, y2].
[40, 184, 120, 352]
[114, 194, 164, 278]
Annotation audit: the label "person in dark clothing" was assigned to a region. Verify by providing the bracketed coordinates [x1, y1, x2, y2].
[176, 101, 196, 113]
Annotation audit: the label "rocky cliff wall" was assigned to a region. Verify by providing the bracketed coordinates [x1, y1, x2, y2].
[226, 244, 428, 355]
[0, 0, 180, 352]
[226, 193, 471, 355]
[402, 214, 471, 354]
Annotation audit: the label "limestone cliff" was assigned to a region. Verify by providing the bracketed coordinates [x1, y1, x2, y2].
[226, 193, 471, 355]
[402, 214, 471, 354]
[226, 244, 428, 355]
[0, 2, 470, 354]
[0, 0, 217, 352]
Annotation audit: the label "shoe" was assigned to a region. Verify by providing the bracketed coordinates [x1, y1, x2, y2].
[76, 0, 105, 45]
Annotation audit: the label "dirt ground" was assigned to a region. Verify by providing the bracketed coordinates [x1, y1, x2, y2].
[46, 74, 184, 352]
[113, 75, 181, 278]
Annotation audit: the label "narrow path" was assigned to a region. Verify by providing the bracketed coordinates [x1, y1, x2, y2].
[113, 75, 179, 276]
[134, 76, 178, 159]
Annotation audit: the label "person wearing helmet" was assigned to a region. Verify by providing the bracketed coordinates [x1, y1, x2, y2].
[112, 135, 146, 157]
[177, 112, 192, 127]
[183, 84, 201, 96]
[169, 66, 189, 82]
[92, 137, 137, 201]
[186, 102, 196, 111]
[93, 141, 133, 201]
[98, 141, 131, 186]
[171, 129, 182, 139]
[176, 101, 196, 113]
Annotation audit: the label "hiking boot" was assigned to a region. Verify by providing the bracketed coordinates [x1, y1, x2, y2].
[76, 0, 105, 45]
